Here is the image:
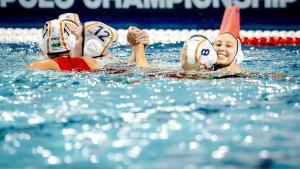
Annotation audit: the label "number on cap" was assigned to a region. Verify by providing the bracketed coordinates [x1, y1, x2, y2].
[201, 49, 210, 56]
[94, 26, 110, 42]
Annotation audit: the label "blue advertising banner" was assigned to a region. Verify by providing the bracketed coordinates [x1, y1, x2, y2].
[0, 0, 299, 29]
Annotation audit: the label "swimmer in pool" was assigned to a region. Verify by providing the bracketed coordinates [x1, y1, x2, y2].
[180, 33, 246, 74]
[29, 13, 150, 71]
[212, 32, 245, 73]
[126, 26, 150, 68]
[28, 19, 97, 71]
[37, 13, 83, 59]
[81, 22, 150, 69]
[59, 13, 150, 69]
[179, 5, 246, 74]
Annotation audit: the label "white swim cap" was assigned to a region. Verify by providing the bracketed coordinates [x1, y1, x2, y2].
[58, 13, 81, 28]
[58, 13, 82, 38]
[41, 19, 76, 55]
[234, 36, 244, 65]
[83, 21, 118, 58]
[185, 35, 217, 69]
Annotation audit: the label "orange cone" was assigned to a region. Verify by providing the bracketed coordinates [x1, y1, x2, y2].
[219, 6, 240, 38]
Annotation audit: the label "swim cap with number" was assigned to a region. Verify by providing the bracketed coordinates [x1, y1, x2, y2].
[83, 21, 118, 58]
[41, 19, 76, 55]
[186, 34, 217, 69]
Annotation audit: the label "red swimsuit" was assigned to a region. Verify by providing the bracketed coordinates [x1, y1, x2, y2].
[53, 57, 73, 71]
[68, 57, 91, 71]
[53, 56, 91, 71]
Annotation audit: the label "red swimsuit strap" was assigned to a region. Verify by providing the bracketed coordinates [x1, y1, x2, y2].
[53, 56, 73, 71]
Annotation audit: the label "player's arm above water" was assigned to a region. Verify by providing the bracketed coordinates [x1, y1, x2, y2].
[58, 13, 83, 57]
[180, 43, 210, 72]
[127, 26, 150, 68]
[68, 24, 83, 58]
[82, 23, 150, 69]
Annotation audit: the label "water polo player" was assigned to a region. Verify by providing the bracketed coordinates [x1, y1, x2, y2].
[81, 21, 120, 67]
[28, 19, 97, 71]
[38, 13, 83, 59]
[30, 12, 150, 71]
[58, 13, 84, 58]
[212, 32, 245, 73]
[180, 33, 246, 74]
[82, 22, 150, 68]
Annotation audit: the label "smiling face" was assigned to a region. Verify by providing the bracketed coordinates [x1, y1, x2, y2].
[213, 33, 238, 67]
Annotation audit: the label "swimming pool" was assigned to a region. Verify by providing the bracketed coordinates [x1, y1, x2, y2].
[0, 40, 300, 169]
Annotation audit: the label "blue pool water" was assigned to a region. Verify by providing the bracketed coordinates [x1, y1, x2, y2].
[0, 42, 300, 169]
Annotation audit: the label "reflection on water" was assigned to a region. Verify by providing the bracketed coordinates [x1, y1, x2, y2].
[0, 43, 300, 169]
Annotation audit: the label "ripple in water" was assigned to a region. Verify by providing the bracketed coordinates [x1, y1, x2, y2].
[0, 43, 300, 169]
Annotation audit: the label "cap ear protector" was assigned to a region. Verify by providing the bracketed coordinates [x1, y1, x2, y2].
[235, 39, 244, 65]
[185, 34, 217, 69]
[230, 34, 244, 65]
[83, 21, 118, 58]
[41, 19, 76, 56]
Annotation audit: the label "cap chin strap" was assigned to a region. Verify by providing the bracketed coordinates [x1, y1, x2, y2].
[81, 23, 85, 56]
[91, 55, 105, 59]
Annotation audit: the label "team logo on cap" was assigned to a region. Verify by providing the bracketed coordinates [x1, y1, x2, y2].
[51, 42, 61, 49]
